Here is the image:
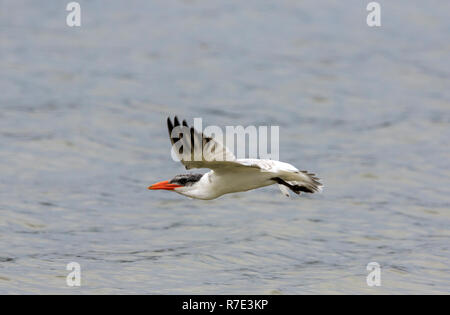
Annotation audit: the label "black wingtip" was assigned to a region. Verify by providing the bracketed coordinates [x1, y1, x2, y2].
[174, 116, 180, 127]
[167, 117, 173, 133]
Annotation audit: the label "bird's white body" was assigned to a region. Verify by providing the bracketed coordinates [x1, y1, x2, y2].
[149, 117, 323, 200]
[175, 160, 274, 200]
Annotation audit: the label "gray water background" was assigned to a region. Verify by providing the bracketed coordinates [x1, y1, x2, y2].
[0, 0, 449, 294]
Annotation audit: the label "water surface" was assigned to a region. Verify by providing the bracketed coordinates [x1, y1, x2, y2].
[0, 0, 449, 294]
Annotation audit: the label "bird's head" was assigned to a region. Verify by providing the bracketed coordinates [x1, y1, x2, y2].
[148, 173, 204, 193]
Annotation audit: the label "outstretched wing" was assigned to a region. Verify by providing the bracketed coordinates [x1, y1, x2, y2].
[165, 117, 323, 193]
[167, 116, 237, 170]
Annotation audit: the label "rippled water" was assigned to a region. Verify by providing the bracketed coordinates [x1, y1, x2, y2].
[1, 0, 449, 294]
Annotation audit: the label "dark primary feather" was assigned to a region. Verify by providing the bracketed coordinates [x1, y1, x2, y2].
[168, 116, 188, 155]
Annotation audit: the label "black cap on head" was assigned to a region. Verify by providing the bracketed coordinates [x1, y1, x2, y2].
[169, 174, 203, 186]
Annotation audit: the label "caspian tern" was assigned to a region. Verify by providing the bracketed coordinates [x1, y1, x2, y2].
[148, 117, 323, 200]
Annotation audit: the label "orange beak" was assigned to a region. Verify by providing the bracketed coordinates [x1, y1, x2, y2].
[148, 180, 183, 191]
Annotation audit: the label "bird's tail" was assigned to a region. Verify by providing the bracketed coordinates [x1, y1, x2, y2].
[293, 171, 323, 193]
[274, 171, 323, 197]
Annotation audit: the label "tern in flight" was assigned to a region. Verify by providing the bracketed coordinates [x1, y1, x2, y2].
[148, 117, 323, 200]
